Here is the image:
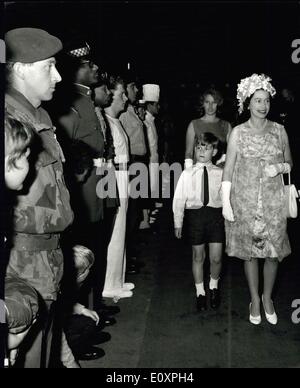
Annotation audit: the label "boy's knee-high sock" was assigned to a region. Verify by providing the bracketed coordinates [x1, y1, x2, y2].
[195, 282, 205, 297]
[209, 276, 219, 290]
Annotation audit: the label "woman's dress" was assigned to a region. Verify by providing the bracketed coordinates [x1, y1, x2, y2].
[225, 121, 291, 261]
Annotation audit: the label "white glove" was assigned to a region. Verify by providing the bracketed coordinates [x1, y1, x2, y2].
[93, 158, 105, 168]
[107, 159, 114, 168]
[184, 158, 193, 169]
[264, 162, 291, 177]
[221, 181, 235, 222]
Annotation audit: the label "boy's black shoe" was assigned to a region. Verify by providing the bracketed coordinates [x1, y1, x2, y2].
[197, 295, 207, 312]
[76, 346, 105, 361]
[210, 288, 220, 309]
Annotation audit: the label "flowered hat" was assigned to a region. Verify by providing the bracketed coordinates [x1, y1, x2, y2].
[236, 73, 276, 114]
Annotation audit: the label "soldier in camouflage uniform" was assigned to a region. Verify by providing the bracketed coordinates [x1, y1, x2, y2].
[5, 28, 73, 368]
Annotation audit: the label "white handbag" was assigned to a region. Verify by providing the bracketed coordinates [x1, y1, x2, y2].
[281, 172, 298, 218]
[278, 125, 298, 218]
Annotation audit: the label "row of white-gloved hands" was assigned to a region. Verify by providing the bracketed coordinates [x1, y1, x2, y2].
[221, 162, 291, 222]
[185, 158, 290, 176]
[184, 160, 290, 222]
[93, 158, 114, 168]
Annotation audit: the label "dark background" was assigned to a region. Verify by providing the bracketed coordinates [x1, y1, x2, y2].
[3, 1, 300, 164]
[4, 1, 300, 88]
[3, 0, 300, 186]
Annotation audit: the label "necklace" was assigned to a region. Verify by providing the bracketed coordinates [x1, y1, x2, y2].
[248, 118, 268, 134]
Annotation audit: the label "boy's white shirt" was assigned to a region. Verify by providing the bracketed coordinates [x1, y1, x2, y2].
[172, 161, 223, 228]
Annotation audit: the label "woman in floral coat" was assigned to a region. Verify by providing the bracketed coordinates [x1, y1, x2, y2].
[222, 74, 293, 325]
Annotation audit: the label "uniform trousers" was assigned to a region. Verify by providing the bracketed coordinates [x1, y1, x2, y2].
[149, 162, 159, 201]
[126, 156, 148, 258]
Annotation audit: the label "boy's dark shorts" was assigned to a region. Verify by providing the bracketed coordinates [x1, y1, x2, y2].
[185, 207, 225, 246]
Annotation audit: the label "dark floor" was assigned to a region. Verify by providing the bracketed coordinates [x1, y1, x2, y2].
[82, 201, 300, 369]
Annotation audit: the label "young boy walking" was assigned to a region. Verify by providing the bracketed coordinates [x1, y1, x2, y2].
[173, 132, 224, 311]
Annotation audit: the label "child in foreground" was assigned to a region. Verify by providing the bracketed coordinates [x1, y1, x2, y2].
[173, 132, 224, 311]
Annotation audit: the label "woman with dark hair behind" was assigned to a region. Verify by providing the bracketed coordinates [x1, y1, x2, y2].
[185, 87, 232, 169]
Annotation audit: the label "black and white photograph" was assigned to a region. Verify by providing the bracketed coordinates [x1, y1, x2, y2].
[1, 0, 300, 372]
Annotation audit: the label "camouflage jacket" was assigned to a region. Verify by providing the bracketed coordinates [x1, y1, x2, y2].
[5, 88, 74, 234]
[5, 88, 74, 300]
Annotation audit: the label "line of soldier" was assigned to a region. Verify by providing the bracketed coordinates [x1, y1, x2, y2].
[3, 27, 164, 368]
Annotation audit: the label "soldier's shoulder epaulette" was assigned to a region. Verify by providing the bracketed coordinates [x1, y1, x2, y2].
[5, 102, 32, 125]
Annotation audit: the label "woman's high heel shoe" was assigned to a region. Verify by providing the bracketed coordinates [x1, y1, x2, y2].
[249, 303, 261, 325]
[262, 295, 278, 325]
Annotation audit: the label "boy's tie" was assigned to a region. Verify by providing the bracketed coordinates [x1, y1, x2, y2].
[203, 166, 209, 206]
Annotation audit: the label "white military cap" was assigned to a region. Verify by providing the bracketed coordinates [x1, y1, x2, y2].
[142, 84, 160, 102]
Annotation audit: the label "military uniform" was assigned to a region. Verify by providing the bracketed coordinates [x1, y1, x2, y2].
[5, 88, 74, 301]
[58, 84, 108, 223]
[120, 104, 148, 260]
[120, 104, 147, 158]
[58, 83, 116, 309]
[4, 26, 72, 369]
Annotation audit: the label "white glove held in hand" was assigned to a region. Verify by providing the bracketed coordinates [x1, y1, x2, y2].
[184, 158, 193, 169]
[264, 162, 291, 177]
[221, 181, 235, 222]
[93, 158, 105, 168]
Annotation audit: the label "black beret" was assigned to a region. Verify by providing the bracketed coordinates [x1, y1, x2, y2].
[5, 27, 62, 63]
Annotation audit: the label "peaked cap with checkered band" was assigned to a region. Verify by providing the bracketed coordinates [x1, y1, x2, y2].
[67, 42, 91, 58]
